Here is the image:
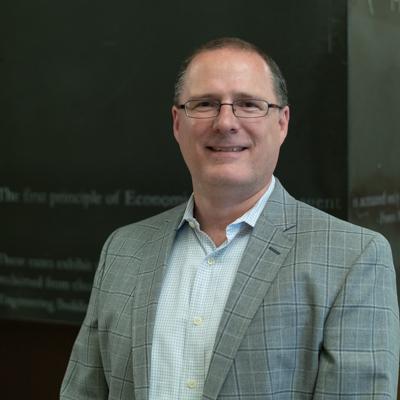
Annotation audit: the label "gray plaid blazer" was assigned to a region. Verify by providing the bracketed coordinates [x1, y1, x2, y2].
[61, 180, 400, 399]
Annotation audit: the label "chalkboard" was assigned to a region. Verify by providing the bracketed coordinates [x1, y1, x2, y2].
[1, 0, 349, 323]
[348, 0, 400, 297]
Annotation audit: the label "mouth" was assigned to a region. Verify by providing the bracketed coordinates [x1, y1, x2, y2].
[206, 146, 247, 152]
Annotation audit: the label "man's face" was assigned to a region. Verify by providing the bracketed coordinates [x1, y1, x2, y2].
[172, 48, 289, 197]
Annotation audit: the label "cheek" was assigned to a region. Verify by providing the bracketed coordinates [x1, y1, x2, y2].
[179, 122, 209, 151]
[254, 131, 282, 164]
[177, 132, 201, 168]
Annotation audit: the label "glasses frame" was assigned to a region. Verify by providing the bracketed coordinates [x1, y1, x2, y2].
[177, 99, 284, 119]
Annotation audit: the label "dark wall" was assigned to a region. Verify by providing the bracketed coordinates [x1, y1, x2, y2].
[348, 0, 400, 296]
[1, 0, 347, 325]
[0, 319, 78, 399]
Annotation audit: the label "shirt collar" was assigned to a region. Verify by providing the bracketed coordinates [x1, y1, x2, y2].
[177, 176, 276, 230]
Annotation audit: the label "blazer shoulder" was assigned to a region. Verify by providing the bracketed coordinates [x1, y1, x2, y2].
[266, 180, 391, 251]
[102, 203, 186, 257]
[295, 199, 393, 256]
[297, 199, 375, 233]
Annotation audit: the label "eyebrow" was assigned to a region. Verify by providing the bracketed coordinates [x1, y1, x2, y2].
[188, 92, 264, 100]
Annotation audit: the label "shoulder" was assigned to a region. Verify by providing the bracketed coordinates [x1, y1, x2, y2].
[270, 179, 393, 259]
[296, 199, 390, 248]
[102, 203, 186, 256]
[91, 203, 186, 287]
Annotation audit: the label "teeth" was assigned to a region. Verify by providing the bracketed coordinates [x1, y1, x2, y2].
[212, 147, 244, 152]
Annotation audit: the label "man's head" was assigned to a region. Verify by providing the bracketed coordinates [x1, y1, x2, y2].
[173, 37, 288, 107]
[172, 37, 290, 199]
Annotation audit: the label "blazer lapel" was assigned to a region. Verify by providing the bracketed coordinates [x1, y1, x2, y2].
[203, 180, 297, 399]
[130, 205, 185, 400]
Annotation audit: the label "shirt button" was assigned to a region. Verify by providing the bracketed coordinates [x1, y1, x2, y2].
[193, 316, 203, 326]
[207, 257, 215, 265]
[188, 221, 196, 229]
[186, 379, 198, 389]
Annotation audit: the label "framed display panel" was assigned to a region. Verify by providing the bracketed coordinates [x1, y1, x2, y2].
[0, 0, 348, 323]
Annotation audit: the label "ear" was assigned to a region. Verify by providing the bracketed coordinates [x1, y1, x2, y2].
[172, 105, 181, 143]
[278, 105, 290, 145]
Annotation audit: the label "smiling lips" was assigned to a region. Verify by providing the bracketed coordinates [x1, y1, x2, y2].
[207, 146, 247, 152]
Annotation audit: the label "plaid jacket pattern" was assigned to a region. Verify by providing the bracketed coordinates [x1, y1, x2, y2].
[60, 179, 400, 399]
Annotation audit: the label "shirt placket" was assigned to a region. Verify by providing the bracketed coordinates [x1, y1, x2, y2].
[180, 232, 218, 398]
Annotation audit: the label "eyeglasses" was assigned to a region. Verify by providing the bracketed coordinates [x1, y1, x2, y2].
[177, 98, 283, 119]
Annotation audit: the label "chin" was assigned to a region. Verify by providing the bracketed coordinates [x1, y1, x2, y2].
[204, 173, 255, 188]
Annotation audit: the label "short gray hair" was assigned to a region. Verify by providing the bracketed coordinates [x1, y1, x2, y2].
[173, 37, 288, 106]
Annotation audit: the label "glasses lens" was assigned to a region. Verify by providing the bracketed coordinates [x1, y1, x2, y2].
[233, 99, 268, 118]
[185, 99, 219, 118]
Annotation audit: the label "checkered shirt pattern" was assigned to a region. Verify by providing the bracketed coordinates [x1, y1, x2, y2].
[149, 178, 276, 399]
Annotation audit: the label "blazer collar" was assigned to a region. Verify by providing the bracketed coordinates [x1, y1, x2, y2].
[130, 203, 186, 400]
[203, 179, 297, 399]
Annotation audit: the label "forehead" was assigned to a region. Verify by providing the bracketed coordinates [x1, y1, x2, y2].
[182, 48, 274, 99]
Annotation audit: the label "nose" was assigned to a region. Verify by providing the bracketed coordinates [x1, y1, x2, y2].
[212, 103, 240, 134]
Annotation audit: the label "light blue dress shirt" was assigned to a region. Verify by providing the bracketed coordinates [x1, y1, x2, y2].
[149, 177, 276, 399]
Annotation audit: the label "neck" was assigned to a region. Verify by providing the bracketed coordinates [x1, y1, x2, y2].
[192, 180, 271, 246]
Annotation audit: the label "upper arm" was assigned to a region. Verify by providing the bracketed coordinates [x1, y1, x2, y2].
[60, 232, 116, 400]
[314, 233, 400, 398]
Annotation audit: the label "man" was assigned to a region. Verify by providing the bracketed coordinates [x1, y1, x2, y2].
[61, 37, 400, 399]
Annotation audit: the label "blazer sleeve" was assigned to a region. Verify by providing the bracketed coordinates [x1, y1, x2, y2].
[313, 233, 400, 398]
[60, 234, 113, 400]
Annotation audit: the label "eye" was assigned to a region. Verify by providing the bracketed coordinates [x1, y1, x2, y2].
[187, 99, 218, 112]
[235, 99, 263, 110]
[197, 101, 211, 108]
[195, 100, 216, 109]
